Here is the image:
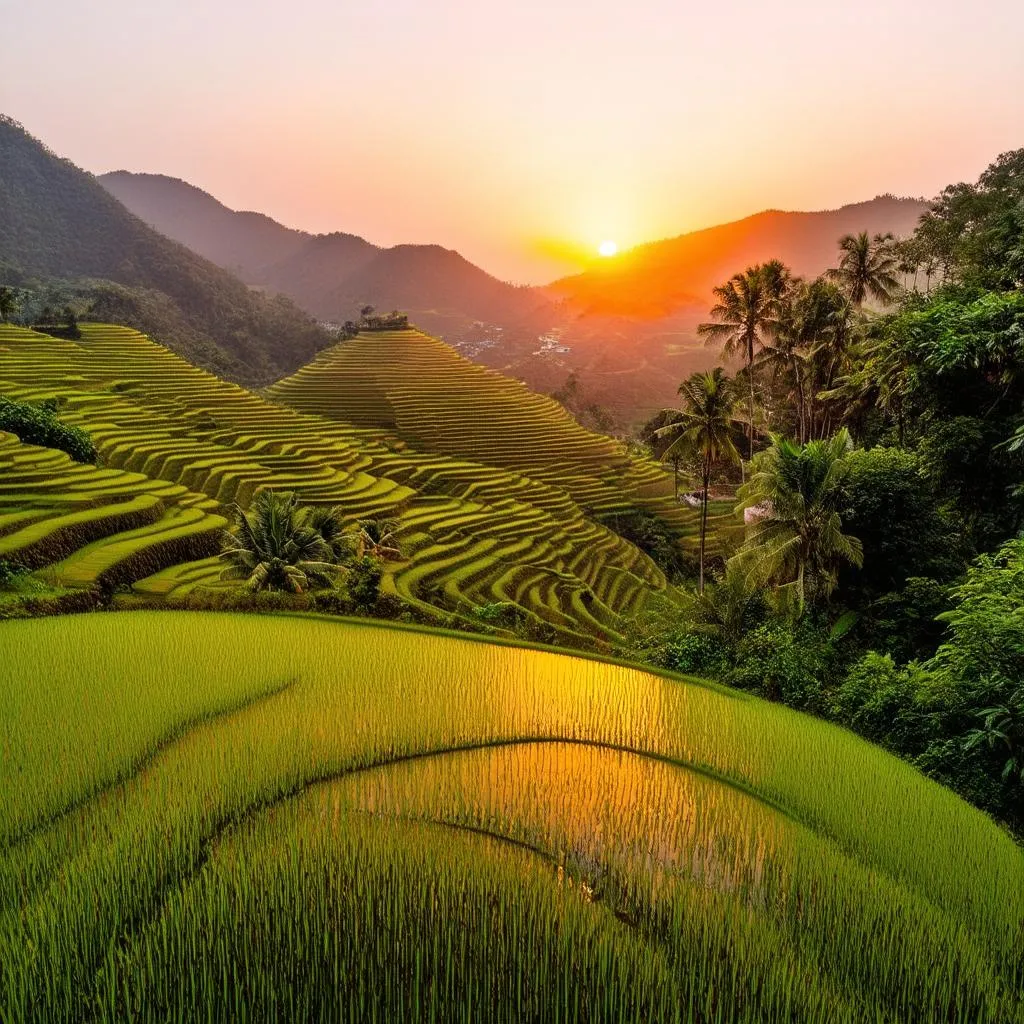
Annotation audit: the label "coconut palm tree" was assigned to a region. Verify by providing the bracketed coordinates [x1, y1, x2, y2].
[219, 490, 348, 593]
[677, 564, 762, 654]
[698, 263, 792, 460]
[827, 232, 901, 307]
[805, 281, 857, 439]
[655, 369, 742, 592]
[759, 283, 817, 442]
[351, 518, 403, 561]
[826, 322, 915, 444]
[730, 429, 863, 617]
[307, 504, 358, 562]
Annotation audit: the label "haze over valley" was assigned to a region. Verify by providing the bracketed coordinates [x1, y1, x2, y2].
[99, 168, 929, 424]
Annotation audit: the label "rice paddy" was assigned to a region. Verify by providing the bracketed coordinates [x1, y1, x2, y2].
[2, 611, 1021, 1023]
[0, 323, 736, 641]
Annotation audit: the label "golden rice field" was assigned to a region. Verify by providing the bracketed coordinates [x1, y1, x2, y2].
[2, 612, 1021, 1023]
[0, 323, 734, 644]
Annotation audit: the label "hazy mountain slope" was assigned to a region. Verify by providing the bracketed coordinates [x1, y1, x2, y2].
[259, 232, 380, 316]
[100, 170, 309, 276]
[549, 197, 930, 317]
[323, 244, 549, 323]
[0, 117, 331, 384]
[98, 170, 553, 328]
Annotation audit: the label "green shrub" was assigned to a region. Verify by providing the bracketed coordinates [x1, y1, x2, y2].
[728, 622, 834, 711]
[0, 395, 96, 463]
[472, 602, 525, 629]
[664, 632, 728, 676]
[839, 447, 965, 597]
[0, 560, 30, 587]
[860, 577, 950, 662]
[830, 652, 931, 752]
[597, 509, 697, 581]
[347, 556, 383, 611]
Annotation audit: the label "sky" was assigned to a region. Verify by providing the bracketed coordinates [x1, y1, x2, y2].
[3, 1, 1023, 283]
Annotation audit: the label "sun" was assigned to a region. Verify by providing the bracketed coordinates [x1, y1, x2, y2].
[597, 239, 618, 258]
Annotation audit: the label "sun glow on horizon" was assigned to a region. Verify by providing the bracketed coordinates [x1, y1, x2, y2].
[598, 240, 619, 258]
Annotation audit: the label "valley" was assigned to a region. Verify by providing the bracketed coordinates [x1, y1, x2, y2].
[1, 15, 1022, 1015]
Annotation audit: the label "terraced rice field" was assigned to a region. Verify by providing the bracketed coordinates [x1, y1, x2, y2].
[0, 431, 225, 594]
[0, 324, 728, 641]
[2, 613, 1021, 1022]
[269, 328, 736, 540]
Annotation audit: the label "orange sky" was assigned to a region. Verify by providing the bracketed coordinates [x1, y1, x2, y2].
[4, 0, 1023, 283]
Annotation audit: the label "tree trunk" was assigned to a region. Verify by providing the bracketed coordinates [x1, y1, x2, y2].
[748, 367, 756, 459]
[792, 355, 806, 443]
[673, 457, 679, 501]
[699, 459, 711, 594]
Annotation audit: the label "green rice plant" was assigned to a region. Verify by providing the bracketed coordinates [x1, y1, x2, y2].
[0, 324, 674, 635]
[1, 612, 1021, 1023]
[0, 493, 165, 569]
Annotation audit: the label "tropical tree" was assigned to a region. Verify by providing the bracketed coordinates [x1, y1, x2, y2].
[827, 232, 901, 307]
[759, 278, 855, 441]
[828, 324, 914, 443]
[350, 518, 403, 561]
[0, 286, 17, 323]
[219, 490, 349, 593]
[806, 283, 857, 439]
[677, 564, 764, 653]
[698, 263, 791, 458]
[912, 148, 1024, 291]
[307, 505, 358, 562]
[731, 429, 863, 616]
[655, 369, 742, 591]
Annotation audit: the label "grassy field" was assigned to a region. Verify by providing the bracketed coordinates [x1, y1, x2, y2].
[2, 612, 1020, 1022]
[0, 323, 734, 643]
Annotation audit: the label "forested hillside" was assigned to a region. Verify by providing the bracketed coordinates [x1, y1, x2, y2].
[622, 150, 1024, 833]
[0, 118, 331, 384]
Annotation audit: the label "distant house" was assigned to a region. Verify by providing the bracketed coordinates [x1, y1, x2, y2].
[744, 502, 771, 525]
[360, 310, 409, 331]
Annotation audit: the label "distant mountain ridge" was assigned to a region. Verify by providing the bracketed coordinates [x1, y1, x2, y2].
[97, 171, 311, 276]
[99, 171, 553, 330]
[96, 163, 931, 426]
[0, 118, 331, 384]
[548, 196, 930, 317]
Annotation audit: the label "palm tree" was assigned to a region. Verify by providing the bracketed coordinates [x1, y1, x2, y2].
[308, 504, 358, 562]
[805, 282, 856, 439]
[827, 326, 914, 443]
[759, 280, 823, 443]
[827, 232, 901, 307]
[730, 429, 863, 617]
[219, 490, 348, 593]
[351, 518, 403, 561]
[678, 565, 762, 654]
[698, 263, 792, 460]
[654, 369, 742, 592]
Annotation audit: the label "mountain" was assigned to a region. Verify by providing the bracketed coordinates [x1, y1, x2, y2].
[99, 171, 553, 332]
[0, 117, 331, 384]
[98, 170, 310, 277]
[469, 196, 933, 427]
[96, 167, 931, 426]
[548, 197, 930, 317]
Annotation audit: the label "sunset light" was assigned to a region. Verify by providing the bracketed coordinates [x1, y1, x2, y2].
[2, 4, 1024, 1018]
